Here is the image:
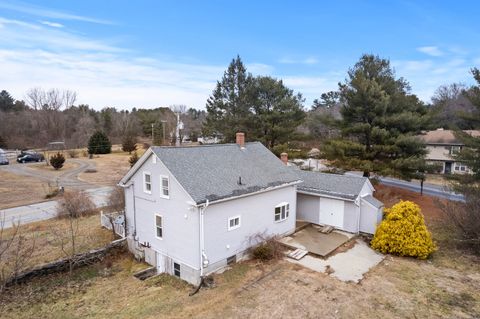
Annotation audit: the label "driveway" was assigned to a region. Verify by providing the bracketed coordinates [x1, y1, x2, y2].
[2, 158, 96, 189]
[0, 186, 113, 228]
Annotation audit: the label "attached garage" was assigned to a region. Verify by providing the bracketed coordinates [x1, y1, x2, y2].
[294, 170, 383, 235]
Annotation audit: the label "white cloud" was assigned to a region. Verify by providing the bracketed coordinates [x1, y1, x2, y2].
[417, 46, 444, 57]
[0, 0, 112, 25]
[278, 56, 319, 65]
[40, 20, 63, 28]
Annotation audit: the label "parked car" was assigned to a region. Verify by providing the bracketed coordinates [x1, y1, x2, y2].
[16, 151, 45, 163]
[0, 149, 8, 165]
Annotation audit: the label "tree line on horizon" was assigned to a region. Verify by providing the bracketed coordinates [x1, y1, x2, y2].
[1, 54, 479, 180]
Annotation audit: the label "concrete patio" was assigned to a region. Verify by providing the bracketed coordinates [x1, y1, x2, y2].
[279, 224, 354, 257]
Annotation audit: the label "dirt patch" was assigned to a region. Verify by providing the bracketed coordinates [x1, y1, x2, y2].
[375, 184, 445, 221]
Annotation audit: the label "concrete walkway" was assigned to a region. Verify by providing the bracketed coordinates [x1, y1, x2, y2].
[287, 239, 384, 283]
[1, 186, 113, 228]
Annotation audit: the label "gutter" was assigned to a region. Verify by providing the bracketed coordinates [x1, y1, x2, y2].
[198, 200, 209, 278]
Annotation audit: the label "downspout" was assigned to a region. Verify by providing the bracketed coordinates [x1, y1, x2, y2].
[355, 196, 361, 234]
[199, 200, 209, 278]
[118, 181, 137, 238]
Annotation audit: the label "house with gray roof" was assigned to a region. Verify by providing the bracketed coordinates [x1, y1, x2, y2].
[119, 132, 383, 285]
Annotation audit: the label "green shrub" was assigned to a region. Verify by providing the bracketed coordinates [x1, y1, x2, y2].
[88, 131, 111, 154]
[129, 151, 139, 167]
[122, 133, 137, 154]
[371, 200, 436, 259]
[50, 152, 65, 170]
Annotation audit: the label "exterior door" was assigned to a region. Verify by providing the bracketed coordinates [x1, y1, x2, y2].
[444, 162, 452, 174]
[157, 252, 165, 273]
[319, 197, 344, 229]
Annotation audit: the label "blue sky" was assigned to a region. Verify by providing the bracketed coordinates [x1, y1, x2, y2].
[0, 0, 479, 110]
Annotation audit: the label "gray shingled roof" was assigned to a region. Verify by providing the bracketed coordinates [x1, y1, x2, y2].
[362, 194, 384, 208]
[151, 142, 300, 204]
[294, 169, 368, 200]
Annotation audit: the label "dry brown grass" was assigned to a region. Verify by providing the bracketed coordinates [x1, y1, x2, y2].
[0, 170, 47, 209]
[78, 153, 140, 186]
[0, 246, 478, 319]
[2, 213, 113, 273]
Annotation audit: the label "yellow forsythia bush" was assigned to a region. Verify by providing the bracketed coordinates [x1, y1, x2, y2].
[371, 200, 436, 259]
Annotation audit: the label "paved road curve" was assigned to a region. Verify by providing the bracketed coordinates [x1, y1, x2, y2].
[1, 186, 114, 229]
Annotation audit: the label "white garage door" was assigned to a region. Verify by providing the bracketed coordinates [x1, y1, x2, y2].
[319, 197, 344, 229]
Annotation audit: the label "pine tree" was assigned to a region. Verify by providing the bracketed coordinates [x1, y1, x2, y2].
[122, 133, 137, 154]
[88, 131, 111, 154]
[250, 76, 305, 148]
[50, 152, 65, 170]
[322, 54, 429, 179]
[204, 55, 254, 142]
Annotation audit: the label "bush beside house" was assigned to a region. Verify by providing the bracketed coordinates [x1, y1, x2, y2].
[371, 200, 436, 259]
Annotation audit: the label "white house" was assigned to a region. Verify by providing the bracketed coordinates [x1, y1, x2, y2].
[119, 133, 383, 285]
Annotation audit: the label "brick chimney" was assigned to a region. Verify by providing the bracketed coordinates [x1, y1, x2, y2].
[280, 152, 288, 165]
[236, 132, 245, 148]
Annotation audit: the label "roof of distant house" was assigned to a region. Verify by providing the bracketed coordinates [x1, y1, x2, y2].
[294, 169, 369, 200]
[126, 142, 301, 205]
[419, 129, 480, 145]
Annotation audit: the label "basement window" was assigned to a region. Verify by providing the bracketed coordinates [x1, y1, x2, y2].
[228, 216, 241, 231]
[143, 172, 152, 194]
[173, 262, 181, 277]
[275, 203, 289, 222]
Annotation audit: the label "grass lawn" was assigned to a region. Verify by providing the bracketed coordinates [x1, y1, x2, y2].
[0, 170, 48, 209]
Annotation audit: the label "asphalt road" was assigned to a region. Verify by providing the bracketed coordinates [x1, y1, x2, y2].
[377, 176, 465, 202]
[1, 186, 113, 228]
[345, 172, 465, 202]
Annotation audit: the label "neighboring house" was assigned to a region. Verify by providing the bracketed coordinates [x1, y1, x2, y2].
[294, 170, 383, 235]
[119, 132, 384, 285]
[419, 129, 480, 174]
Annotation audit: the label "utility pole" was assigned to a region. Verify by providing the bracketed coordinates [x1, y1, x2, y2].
[151, 123, 154, 144]
[175, 113, 181, 147]
[161, 120, 167, 145]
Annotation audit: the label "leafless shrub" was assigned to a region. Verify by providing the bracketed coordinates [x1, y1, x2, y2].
[67, 149, 78, 158]
[0, 214, 36, 291]
[437, 187, 480, 255]
[107, 186, 125, 213]
[248, 232, 285, 262]
[57, 190, 96, 219]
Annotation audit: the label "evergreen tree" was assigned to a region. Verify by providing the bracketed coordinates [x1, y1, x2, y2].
[88, 131, 111, 154]
[50, 152, 65, 170]
[204, 55, 254, 142]
[0, 90, 15, 112]
[322, 54, 428, 179]
[122, 133, 137, 154]
[250, 76, 305, 148]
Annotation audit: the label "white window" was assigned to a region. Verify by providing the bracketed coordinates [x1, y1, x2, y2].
[460, 166, 466, 171]
[455, 166, 460, 171]
[152, 156, 157, 164]
[228, 216, 241, 231]
[173, 262, 181, 277]
[275, 202, 289, 222]
[143, 172, 152, 194]
[160, 175, 169, 199]
[155, 214, 163, 239]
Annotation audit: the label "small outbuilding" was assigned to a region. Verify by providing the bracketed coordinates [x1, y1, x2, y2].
[294, 170, 383, 234]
